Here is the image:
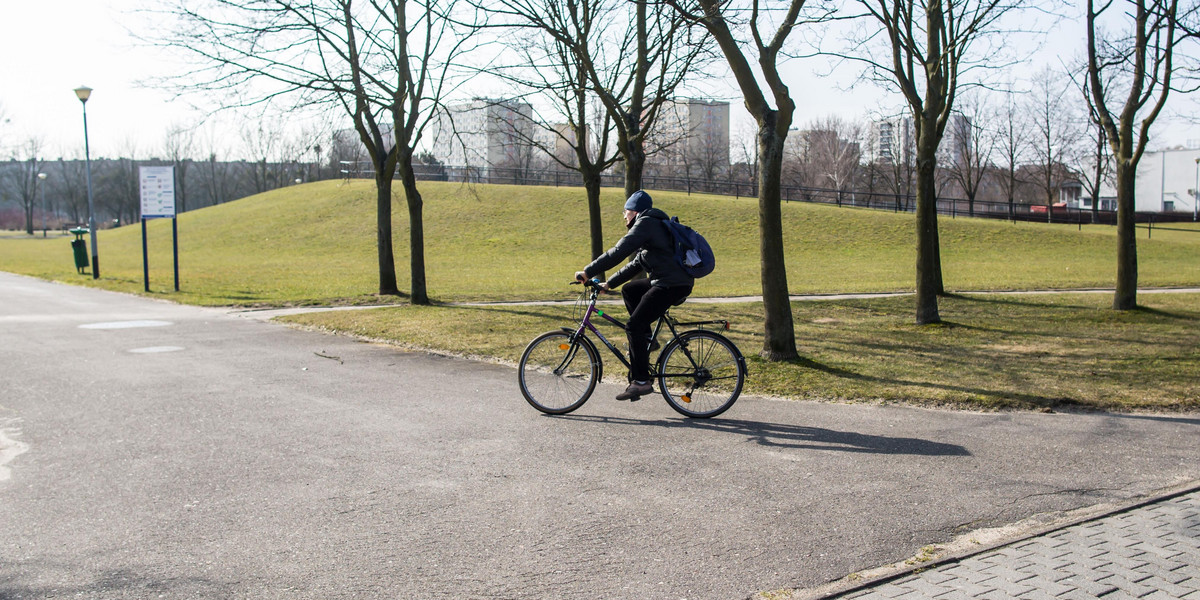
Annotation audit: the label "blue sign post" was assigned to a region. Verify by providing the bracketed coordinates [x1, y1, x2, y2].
[139, 166, 179, 292]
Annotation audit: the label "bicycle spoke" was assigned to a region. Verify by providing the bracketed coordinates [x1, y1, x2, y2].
[657, 331, 745, 419]
[519, 332, 598, 415]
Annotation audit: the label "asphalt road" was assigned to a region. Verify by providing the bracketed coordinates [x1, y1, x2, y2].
[1, 271, 1197, 599]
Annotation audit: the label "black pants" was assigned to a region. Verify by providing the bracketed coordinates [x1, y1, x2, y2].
[621, 278, 692, 382]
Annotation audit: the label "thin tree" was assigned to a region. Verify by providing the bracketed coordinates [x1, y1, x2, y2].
[1076, 79, 1113, 219]
[664, 0, 823, 361]
[1027, 66, 1082, 222]
[9, 138, 44, 235]
[484, 0, 708, 198]
[840, 0, 1026, 324]
[993, 90, 1026, 221]
[158, 0, 481, 303]
[1086, 0, 1195, 310]
[942, 96, 994, 217]
[467, 3, 623, 262]
[163, 123, 196, 213]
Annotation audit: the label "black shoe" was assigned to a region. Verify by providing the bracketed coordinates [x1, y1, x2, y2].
[616, 381, 653, 401]
[648, 339, 660, 352]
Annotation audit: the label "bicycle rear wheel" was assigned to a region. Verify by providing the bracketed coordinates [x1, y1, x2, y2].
[518, 331, 599, 415]
[657, 330, 745, 418]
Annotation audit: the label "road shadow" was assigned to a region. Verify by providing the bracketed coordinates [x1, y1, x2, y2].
[1101, 413, 1200, 427]
[554, 414, 971, 457]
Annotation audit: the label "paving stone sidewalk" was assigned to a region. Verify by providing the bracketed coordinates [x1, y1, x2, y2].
[835, 489, 1200, 600]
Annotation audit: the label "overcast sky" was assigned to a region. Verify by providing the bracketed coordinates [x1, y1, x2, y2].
[2, 0, 1198, 161]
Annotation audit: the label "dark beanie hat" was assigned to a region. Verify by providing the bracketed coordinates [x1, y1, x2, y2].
[624, 190, 652, 212]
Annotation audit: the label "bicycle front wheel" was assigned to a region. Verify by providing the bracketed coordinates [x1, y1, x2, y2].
[518, 331, 599, 415]
[657, 330, 745, 418]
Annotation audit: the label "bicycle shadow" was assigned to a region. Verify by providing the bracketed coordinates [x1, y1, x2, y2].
[553, 414, 971, 457]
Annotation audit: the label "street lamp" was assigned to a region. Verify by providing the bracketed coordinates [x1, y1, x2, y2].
[37, 172, 47, 237]
[1194, 157, 1198, 222]
[74, 85, 99, 278]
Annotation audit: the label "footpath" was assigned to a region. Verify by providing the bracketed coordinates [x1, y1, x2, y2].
[773, 483, 1200, 600]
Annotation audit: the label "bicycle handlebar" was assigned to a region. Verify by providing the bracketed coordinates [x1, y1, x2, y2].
[570, 277, 603, 289]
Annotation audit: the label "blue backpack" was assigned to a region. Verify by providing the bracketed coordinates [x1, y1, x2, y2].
[662, 216, 715, 278]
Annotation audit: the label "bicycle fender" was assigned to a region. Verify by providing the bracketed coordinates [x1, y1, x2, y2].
[664, 330, 749, 376]
[560, 328, 604, 381]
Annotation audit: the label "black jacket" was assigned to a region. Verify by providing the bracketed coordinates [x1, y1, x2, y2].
[583, 208, 694, 289]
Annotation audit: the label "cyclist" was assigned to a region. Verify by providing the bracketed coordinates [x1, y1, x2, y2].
[574, 190, 694, 401]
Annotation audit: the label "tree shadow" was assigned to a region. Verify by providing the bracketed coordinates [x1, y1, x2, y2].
[786, 354, 1077, 408]
[553, 414, 971, 457]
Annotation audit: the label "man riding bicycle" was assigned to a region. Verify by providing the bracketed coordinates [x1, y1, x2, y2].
[575, 190, 694, 401]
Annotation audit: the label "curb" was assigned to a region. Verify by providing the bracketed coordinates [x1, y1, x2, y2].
[757, 479, 1200, 600]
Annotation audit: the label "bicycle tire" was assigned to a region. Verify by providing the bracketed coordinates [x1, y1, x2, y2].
[518, 331, 600, 415]
[657, 330, 745, 418]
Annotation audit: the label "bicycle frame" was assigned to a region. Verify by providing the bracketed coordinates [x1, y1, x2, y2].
[568, 284, 730, 375]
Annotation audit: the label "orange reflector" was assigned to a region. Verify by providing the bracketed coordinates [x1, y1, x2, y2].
[559, 344, 570, 350]
[682, 395, 692, 403]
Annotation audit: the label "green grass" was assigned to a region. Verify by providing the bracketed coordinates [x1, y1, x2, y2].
[280, 291, 1200, 412]
[3, 180, 1198, 412]
[1, 180, 1198, 305]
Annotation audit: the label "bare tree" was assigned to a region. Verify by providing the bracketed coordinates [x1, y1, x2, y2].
[664, 0, 824, 361]
[159, 0, 482, 304]
[1086, 0, 1196, 310]
[1076, 79, 1114, 219]
[1027, 66, 1083, 221]
[943, 94, 995, 216]
[163, 123, 197, 213]
[840, 0, 1027, 324]
[485, 0, 708, 197]
[804, 115, 863, 205]
[7, 138, 44, 235]
[729, 119, 759, 189]
[196, 127, 235, 209]
[488, 14, 623, 261]
[993, 90, 1027, 221]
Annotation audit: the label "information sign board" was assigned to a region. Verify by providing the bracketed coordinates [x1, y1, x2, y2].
[139, 166, 176, 218]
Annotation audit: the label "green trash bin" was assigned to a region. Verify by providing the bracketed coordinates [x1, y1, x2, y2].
[68, 227, 90, 274]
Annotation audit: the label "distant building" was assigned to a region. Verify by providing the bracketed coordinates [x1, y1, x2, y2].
[648, 99, 730, 178]
[1134, 148, 1200, 215]
[871, 113, 972, 167]
[1077, 147, 1200, 214]
[872, 116, 913, 166]
[428, 98, 536, 175]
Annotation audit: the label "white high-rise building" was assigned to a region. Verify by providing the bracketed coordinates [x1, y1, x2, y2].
[873, 116, 913, 166]
[651, 99, 730, 176]
[429, 98, 536, 172]
[872, 113, 972, 167]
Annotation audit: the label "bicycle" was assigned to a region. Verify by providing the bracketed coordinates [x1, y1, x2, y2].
[518, 278, 748, 418]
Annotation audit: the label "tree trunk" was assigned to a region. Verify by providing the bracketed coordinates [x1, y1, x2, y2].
[583, 171, 604, 262]
[758, 120, 798, 361]
[398, 158, 429, 305]
[374, 167, 401, 297]
[915, 148, 942, 324]
[624, 140, 645, 198]
[1113, 161, 1137, 310]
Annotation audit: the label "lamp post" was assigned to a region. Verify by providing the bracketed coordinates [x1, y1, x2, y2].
[37, 172, 47, 237]
[74, 85, 99, 278]
[1194, 157, 1198, 222]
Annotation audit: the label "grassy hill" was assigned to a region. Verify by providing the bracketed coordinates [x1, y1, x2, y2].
[1, 179, 1199, 306]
